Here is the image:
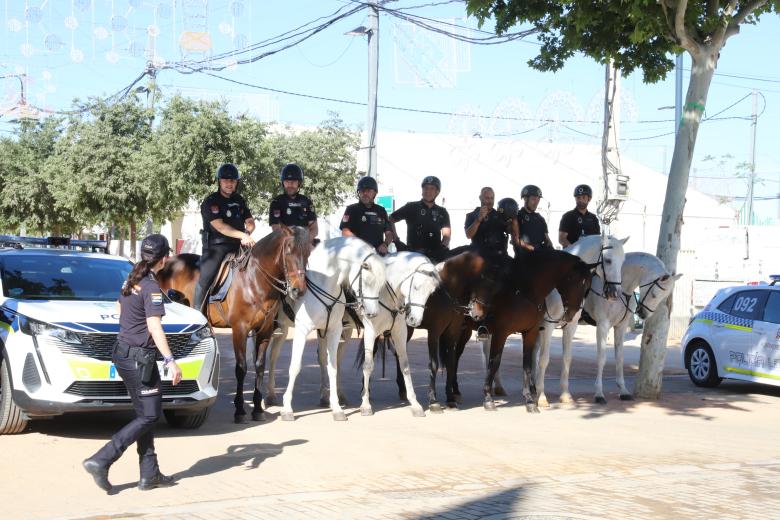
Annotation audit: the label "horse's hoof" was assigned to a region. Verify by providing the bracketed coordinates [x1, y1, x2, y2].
[265, 395, 277, 407]
[484, 401, 497, 412]
[537, 396, 551, 409]
[411, 407, 426, 418]
[234, 414, 248, 424]
[560, 393, 574, 405]
[429, 403, 444, 414]
[619, 394, 634, 401]
[526, 403, 540, 414]
[453, 393, 463, 404]
[594, 396, 607, 405]
[446, 401, 459, 410]
[360, 407, 374, 416]
[280, 412, 295, 422]
[251, 411, 266, 422]
[333, 411, 347, 422]
[319, 397, 329, 408]
[493, 386, 508, 397]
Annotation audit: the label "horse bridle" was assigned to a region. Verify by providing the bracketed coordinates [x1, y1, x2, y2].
[543, 272, 589, 327]
[253, 236, 305, 296]
[590, 244, 622, 300]
[346, 252, 382, 314]
[381, 263, 439, 318]
[635, 276, 668, 315]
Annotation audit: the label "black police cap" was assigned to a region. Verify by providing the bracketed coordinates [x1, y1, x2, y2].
[140, 234, 171, 261]
[216, 163, 240, 180]
[357, 176, 378, 192]
[574, 184, 593, 197]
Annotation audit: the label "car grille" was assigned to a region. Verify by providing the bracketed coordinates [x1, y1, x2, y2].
[49, 333, 212, 361]
[64, 380, 199, 397]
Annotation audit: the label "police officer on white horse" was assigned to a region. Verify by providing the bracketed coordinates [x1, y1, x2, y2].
[558, 184, 600, 247]
[340, 176, 393, 255]
[389, 175, 451, 262]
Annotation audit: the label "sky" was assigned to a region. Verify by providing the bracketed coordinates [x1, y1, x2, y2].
[1, 0, 779, 222]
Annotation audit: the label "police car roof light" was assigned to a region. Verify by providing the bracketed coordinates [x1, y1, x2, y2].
[0, 234, 109, 253]
[769, 274, 780, 286]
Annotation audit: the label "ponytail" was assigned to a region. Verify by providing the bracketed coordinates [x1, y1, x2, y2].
[121, 254, 164, 296]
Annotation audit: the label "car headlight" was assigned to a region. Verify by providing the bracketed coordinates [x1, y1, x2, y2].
[188, 325, 214, 345]
[19, 317, 82, 344]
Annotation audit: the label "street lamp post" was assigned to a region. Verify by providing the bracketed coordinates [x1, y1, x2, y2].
[346, 0, 387, 179]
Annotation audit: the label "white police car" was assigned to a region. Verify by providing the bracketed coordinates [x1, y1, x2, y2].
[0, 236, 219, 434]
[681, 276, 780, 389]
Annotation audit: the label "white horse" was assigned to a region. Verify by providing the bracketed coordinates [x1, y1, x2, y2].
[342, 252, 441, 418]
[535, 250, 679, 406]
[277, 237, 386, 422]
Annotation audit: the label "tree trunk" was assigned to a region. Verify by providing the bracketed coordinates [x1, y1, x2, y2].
[129, 220, 137, 261]
[118, 225, 125, 258]
[635, 48, 718, 399]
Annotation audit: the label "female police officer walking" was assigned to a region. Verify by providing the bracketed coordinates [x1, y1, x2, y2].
[83, 234, 183, 493]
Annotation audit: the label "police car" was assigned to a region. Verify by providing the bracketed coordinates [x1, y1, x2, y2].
[681, 276, 780, 389]
[0, 236, 218, 434]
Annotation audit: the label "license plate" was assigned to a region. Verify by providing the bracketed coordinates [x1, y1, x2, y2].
[108, 362, 172, 380]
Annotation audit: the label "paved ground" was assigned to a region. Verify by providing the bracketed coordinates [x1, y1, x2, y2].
[4, 326, 780, 519]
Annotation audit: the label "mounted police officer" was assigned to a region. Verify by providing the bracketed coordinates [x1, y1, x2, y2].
[268, 163, 318, 241]
[83, 234, 182, 493]
[464, 187, 511, 256]
[559, 184, 600, 247]
[389, 175, 451, 262]
[193, 163, 255, 312]
[340, 176, 393, 255]
[513, 184, 552, 252]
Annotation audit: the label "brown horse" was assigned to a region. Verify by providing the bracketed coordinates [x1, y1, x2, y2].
[158, 226, 310, 423]
[481, 248, 595, 413]
[403, 250, 494, 412]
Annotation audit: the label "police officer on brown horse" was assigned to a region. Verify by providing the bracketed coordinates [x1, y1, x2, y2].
[193, 163, 255, 311]
[389, 175, 451, 262]
[558, 184, 600, 247]
[340, 176, 393, 255]
[513, 184, 552, 252]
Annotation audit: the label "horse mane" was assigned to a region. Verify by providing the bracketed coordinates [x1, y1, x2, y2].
[511, 248, 580, 291]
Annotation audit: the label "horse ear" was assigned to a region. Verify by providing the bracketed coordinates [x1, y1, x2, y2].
[672, 273, 683, 281]
[619, 236, 630, 245]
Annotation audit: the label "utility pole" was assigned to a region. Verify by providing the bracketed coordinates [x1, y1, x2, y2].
[366, 0, 379, 179]
[746, 89, 758, 225]
[597, 61, 628, 227]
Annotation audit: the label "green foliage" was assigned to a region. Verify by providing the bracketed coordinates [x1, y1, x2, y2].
[466, 1, 779, 83]
[0, 97, 359, 238]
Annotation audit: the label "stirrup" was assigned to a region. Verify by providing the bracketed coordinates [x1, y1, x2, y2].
[476, 326, 490, 341]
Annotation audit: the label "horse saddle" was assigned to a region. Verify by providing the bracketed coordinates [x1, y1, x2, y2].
[207, 249, 251, 304]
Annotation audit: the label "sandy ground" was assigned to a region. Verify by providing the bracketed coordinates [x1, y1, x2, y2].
[3, 326, 779, 519]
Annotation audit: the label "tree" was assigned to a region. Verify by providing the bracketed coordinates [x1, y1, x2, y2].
[0, 118, 77, 234]
[466, 0, 778, 398]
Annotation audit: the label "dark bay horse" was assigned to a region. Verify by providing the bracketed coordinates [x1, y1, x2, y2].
[158, 226, 310, 423]
[404, 250, 494, 412]
[481, 248, 595, 413]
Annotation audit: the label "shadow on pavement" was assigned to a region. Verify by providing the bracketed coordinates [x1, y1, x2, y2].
[174, 439, 308, 480]
[411, 486, 526, 520]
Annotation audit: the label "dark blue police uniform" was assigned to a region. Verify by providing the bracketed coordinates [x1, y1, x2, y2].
[464, 207, 509, 255]
[269, 193, 317, 228]
[391, 200, 450, 262]
[196, 191, 253, 309]
[516, 207, 550, 250]
[89, 274, 166, 481]
[559, 208, 600, 244]
[340, 202, 390, 251]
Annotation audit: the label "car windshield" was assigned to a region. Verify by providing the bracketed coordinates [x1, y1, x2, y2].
[0, 254, 132, 301]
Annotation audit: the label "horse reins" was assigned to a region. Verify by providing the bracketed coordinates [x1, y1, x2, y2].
[380, 263, 439, 329]
[252, 236, 305, 296]
[635, 276, 668, 315]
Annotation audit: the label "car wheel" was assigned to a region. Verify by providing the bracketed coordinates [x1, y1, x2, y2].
[0, 352, 29, 434]
[164, 406, 211, 429]
[686, 341, 722, 388]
